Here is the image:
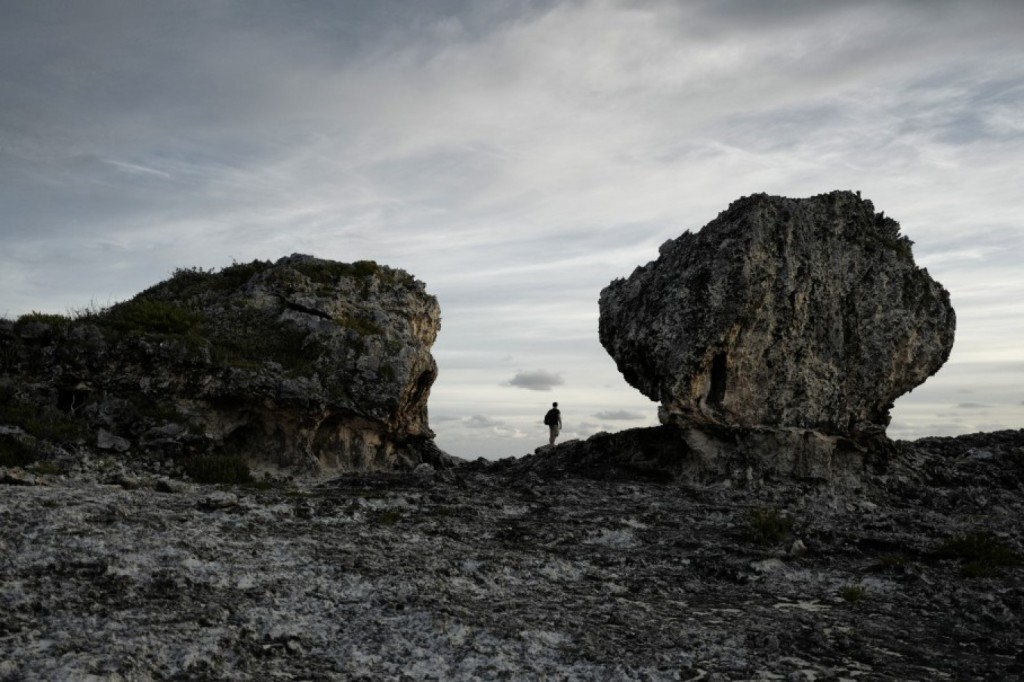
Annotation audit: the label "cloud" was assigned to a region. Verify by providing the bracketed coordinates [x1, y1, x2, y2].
[2, 1, 1024, 458]
[505, 370, 564, 391]
[464, 415, 504, 429]
[593, 410, 645, 421]
[574, 421, 604, 438]
[956, 402, 992, 409]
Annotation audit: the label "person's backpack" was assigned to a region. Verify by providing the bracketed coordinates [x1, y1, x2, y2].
[543, 409, 558, 426]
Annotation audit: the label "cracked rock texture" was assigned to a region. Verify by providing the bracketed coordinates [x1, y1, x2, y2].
[0, 254, 447, 475]
[599, 191, 955, 441]
[1, 430, 1022, 680]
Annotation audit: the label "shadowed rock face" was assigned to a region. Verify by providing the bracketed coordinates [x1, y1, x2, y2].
[0, 254, 449, 474]
[599, 191, 955, 440]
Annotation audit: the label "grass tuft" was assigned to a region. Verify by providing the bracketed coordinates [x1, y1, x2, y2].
[876, 554, 908, 571]
[839, 585, 867, 602]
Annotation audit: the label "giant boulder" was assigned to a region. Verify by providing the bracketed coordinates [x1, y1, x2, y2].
[599, 191, 955, 442]
[0, 254, 448, 475]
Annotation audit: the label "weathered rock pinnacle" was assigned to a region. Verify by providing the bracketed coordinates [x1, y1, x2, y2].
[599, 191, 955, 441]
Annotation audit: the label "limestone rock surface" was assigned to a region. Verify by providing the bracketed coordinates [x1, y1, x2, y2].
[1, 430, 1022, 680]
[599, 191, 955, 439]
[0, 254, 450, 475]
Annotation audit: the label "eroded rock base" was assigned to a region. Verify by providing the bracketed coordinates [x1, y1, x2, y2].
[501, 423, 891, 488]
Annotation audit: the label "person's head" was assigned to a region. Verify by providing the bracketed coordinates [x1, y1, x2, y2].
[552, 402, 558, 408]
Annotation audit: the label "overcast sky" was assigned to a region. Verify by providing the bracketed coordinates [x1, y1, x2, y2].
[2, 1, 1022, 459]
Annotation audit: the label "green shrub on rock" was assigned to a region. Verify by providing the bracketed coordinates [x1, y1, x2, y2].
[103, 299, 202, 336]
[14, 312, 71, 329]
[335, 313, 383, 337]
[293, 259, 380, 285]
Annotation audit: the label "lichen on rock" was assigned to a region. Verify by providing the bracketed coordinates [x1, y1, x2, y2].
[599, 191, 955, 442]
[0, 254, 450, 476]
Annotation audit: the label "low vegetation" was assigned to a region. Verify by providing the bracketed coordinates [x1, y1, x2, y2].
[744, 506, 795, 545]
[875, 554, 909, 571]
[294, 259, 381, 284]
[936, 530, 1022, 578]
[182, 455, 252, 485]
[0, 437, 37, 468]
[0, 403, 87, 443]
[335, 313, 384, 337]
[839, 585, 867, 602]
[14, 311, 72, 330]
[205, 306, 319, 372]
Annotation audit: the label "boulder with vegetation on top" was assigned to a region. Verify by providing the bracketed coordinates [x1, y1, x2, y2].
[0, 254, 450, 478]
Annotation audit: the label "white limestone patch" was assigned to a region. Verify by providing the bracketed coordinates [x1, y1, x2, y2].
[773, 600, 830, 613]
[584, 527, 638, 549]
[538, 558, 585, 583]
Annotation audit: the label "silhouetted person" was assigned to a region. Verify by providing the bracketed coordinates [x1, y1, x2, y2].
[544, 402, 562, 447]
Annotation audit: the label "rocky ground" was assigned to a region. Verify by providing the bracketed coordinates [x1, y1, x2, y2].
[1, 431, 1023, 681]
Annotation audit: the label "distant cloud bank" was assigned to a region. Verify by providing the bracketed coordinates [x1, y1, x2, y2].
[505, 370, 564, 391]
[465, 415, 504, 429]
[593, 410, 645, 421]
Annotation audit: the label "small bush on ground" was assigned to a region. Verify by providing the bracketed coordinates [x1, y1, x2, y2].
[0, 403, 87, 442]
[936, 530, 1022, 578]
[182, 455, 252, 484]
[745, 507, 795, 545]
[876, 554, 908, 570]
